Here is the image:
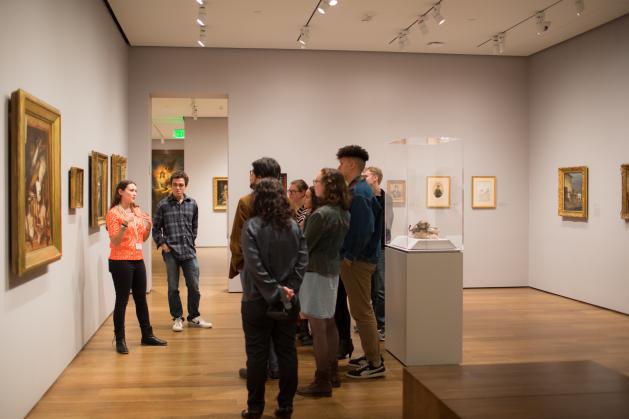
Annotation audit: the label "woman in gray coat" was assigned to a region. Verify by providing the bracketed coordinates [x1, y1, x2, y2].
[297, 168, 350, 397]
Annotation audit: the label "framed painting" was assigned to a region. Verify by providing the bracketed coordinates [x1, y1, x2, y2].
[110, 154, 127, 199]
[69, 167, 84, 209]
[472, 176, 496, 209]
[280, 173, 288, 193]
[386, 180, 406, 205]
[152, 150, 184, 214]
[90, 151, 108, 228]
[558, 166, 588, 219]
[213, 177, 228, 211]
[621, 164, 629, 220]
[426, 176, 451, 208]
[10, 89, 62, 276]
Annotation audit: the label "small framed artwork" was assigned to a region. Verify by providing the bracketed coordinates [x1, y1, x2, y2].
[621, 164, 629, 220]
[386, 180, 406, 205]
[10, 89, 62, 276]
[69, 167, 84, 209]
[426, 176, 451, 208]
[472, 176, 496, 209]
[90, 151, 109, 228]
[110, 154, 127, 199]
[280, 173, 288, 193]
[558, 166, 588, 219]
[213, 176, 228, 211]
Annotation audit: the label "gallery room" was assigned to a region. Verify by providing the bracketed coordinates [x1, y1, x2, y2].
[1, 0, 629, 418]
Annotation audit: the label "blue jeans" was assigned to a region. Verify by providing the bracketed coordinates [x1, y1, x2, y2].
[371, 251, 385, 331]
[163, 251, 201, 321]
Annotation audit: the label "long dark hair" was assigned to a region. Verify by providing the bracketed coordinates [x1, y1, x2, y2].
[318, 168, 350, 210]
[307, 186, 321, 212]
[110, 179, 137, 209]
[252, 178, 293, 230]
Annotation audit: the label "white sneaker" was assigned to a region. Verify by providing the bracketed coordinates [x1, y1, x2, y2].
[189, 316, 212, 329]
[172, 318, 184, 332]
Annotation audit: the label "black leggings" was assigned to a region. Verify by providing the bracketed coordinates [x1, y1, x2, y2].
[109, 259, 151, 338]
[335, 278, 351, 340]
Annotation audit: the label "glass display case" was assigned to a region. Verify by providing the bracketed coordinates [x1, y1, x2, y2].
[384, 136, 463, 252]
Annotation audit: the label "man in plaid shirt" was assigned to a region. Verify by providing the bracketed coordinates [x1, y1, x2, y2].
[153, 171, 212, 332]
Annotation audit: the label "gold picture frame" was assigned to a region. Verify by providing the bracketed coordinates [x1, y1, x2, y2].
[621, 164, 629, 220]
[386, 180, 406, 205]
[90, 151, 108, 228]
[472, 176, 497, 209]
[69, 167, 84, 209]
[213, 176, 228, 211]
[10, 89, 62, 276]
[110, 154, 127, 199]
[426, 176, 451, 208]
[558, 166, 588, 219]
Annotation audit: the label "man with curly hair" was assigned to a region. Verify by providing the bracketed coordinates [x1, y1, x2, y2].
[335, 145, 385, 379]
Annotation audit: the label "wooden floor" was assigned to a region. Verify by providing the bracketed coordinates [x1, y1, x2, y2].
[28, 248, 629, 418]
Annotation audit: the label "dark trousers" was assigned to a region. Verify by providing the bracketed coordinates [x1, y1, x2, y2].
[241, 299, 298, 415]
[335, 278, 351, 340]
[371, 251, 385, 330]
[163, 252, 201, 321]
[109, 259, 151, 338]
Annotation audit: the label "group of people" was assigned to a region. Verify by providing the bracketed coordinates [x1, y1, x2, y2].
[105, 144, 390, 419]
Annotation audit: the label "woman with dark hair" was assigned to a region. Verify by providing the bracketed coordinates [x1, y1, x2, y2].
[106, 180, 167, 354]
[298, 186, 320, 230]
[240, 178, 308, 419]
[288, 179, 309, 224]
[296, 169, 350, 397]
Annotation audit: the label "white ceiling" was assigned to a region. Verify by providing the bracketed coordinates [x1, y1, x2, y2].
[109, 0, 629, 56]
[151, 97, 228, 140]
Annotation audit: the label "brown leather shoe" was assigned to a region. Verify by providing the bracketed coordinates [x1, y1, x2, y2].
[296, 370, 332, 397]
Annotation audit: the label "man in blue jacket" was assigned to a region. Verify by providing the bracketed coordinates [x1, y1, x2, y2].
[335, 145, 385, 379]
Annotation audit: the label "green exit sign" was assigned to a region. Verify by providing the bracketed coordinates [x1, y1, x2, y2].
[173, 129, 185, 139]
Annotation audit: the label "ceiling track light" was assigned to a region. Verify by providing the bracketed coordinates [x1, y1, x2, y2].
[196, 5, 207, 26]
[418, 17, 429, 35]
[431, 3, 445, 26]
[398, 30, 410, 50]
[298, 26, 310, 47]
[575, 0, 585, 16]
[535, 11, 551, 35]
[195, 0, 204, 5]
[197, 27, 207, 47]
[328, 0, 339, 6]
[492, 32, 505, 55]
[317, 1, 328, 15]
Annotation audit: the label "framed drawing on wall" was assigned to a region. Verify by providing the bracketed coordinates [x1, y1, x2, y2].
[386, 180, 406, 205]
[622, 164, 629, 220]
[213, 177, 228, 211]
[558, 166, 588, 219]
[110, 154, 127, 199]
[426, 176, 451, 208]
[90, 151, 108, 228]
[10, 89, 62, 276]
[472, 176, 496, 209]
[280, 173, 288, 193]
[69, 167, 84, 209]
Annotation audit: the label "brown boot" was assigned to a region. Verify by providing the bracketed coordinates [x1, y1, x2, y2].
[330, 360, 341, 388]
[296, 370, 332, 397]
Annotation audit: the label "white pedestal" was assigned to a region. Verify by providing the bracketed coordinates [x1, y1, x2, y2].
[385, 246, 462, 366]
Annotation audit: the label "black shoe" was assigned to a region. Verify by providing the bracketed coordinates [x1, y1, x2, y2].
[299, 334, 313, 346]
[140, 327, 168, 346]
[239, 368, 247, 379]
[337, 339, 354, 360]
[115, 337, 128, 354]
[268, 369, 280, 379]
[274, 407, 293, 418]
[345, 360, 386, 379]
[241, 409, 262, 419]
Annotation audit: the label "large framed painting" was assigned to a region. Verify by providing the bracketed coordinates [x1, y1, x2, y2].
[152, 150, 184, 214]
[558, 166, 588, 219]
[472, 176, 496, 209]
[386, 180, 406, 205]
[90, 151, 108, 228]
[621, 164, 629, 220]
[213, 176, 228, 211]
[69, 167, 84, 209]
[426, 176, 451, 208]
[110, 154, 127, 199]
[10, 89, 62, 276]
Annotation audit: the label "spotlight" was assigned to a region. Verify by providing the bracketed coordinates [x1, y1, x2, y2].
[197, 27, 207, 47]
[418, 17, 429, 35]
[195, 0, 203, 5]
[398, 30, 409, 50]
[196, 5, 207, 26]
[492, 32, 505, 54]
[328, 0, 338, 5]
[298, 26, 310, 46]
[431, 3, 445, 26]
[317, 1, 328, 14]
[575, 0, 585, 16]
[535, 11, 550, 35]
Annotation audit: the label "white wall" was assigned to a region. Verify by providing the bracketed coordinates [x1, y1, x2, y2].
[528, 14, 629, 314]
[128, 48, 530, 288]
[184, 117, 229, 246]
[0, 1, 128, 417]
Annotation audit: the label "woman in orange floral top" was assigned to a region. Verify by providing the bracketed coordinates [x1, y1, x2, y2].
[107, 180, 167, 354]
